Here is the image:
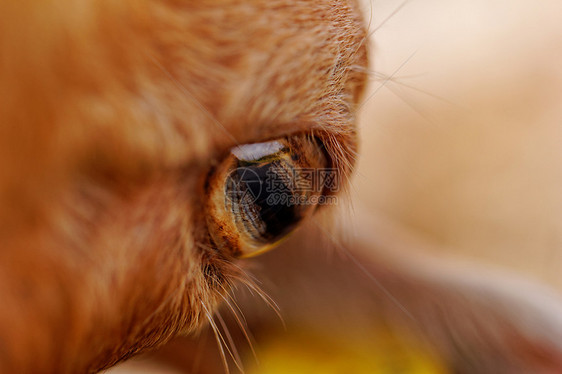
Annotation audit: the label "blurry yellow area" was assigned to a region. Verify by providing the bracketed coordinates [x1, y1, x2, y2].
[247, 329, 448, 374]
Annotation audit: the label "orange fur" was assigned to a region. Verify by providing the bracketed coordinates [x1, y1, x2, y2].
[0, 1, 367, 372]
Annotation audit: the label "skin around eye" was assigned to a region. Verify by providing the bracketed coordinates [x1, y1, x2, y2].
[205, 135, 334, 258]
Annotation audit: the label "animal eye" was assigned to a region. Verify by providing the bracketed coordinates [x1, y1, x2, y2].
[205, 135, 334, 258]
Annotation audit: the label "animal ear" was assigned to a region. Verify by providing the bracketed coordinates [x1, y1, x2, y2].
[348, 211, 562, 374]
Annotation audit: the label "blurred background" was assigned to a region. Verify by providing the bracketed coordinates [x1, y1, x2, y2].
[111, 0, 562, 372]
[355, 0, 562, 291]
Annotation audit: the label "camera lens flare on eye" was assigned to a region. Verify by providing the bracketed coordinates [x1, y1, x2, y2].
[205, 135, 336, 258]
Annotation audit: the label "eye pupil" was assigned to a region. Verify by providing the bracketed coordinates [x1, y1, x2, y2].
[236, 165, 264, 202]
[229, 162, 301, 243]
[206, 136, 331, 257]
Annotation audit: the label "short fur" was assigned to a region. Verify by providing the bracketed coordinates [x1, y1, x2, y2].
[0, 0, 367, 372]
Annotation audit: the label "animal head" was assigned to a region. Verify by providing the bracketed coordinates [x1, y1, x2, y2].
[0, 1, 368, 372]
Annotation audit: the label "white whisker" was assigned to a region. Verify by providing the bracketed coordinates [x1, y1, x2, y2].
[215, 311, 245, 373]
[221, 294, 259, 365]
[356, 50, 418, 112]
[203, 303, 230, 374]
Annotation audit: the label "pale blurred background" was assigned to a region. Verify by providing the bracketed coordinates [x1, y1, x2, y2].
[355, 0, 562, 291]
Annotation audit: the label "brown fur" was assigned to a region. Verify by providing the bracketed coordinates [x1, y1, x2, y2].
[0, 0, 367, 372]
